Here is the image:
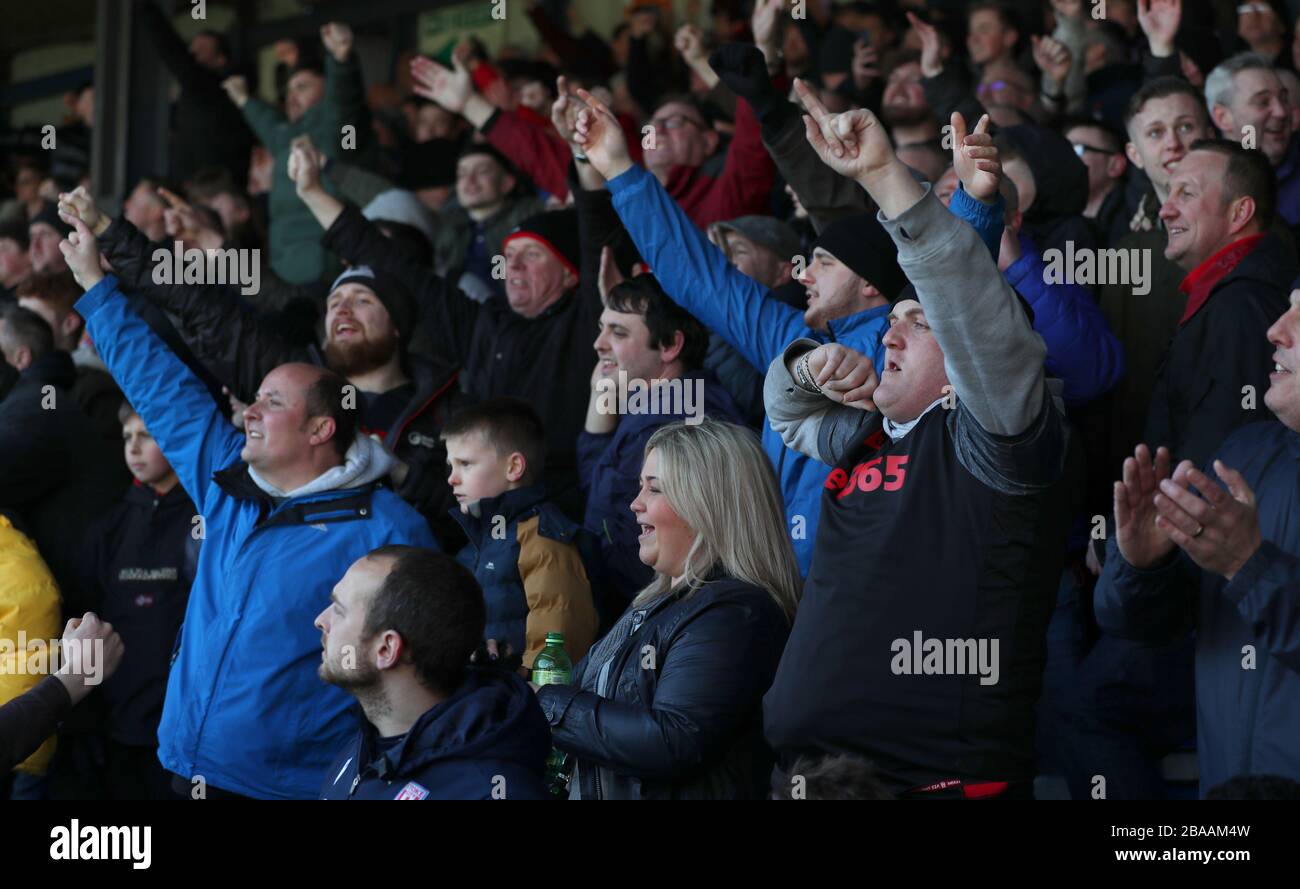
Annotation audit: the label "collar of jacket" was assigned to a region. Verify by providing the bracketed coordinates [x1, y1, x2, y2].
[125, 478, 193, 510]
[350, 667, 540, 784]
[824, 301, 892, 343]
[387, 353, 460, 441]
[522, 286, 579, 323]
[212, 462, 378, 529]
[1178, 232, 1270, 325]
[451, 483, 551, 537]
[20, 349, 77, 389]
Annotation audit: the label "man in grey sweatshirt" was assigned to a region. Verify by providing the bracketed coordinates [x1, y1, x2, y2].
[760, 96, 1074, 798]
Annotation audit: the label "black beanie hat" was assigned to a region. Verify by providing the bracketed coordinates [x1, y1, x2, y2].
[811, 212, 907, 299]
[890, 282, 1036, 327]
[505, 209, 581, 278]
[31, 201, 73, 239]
[329, 265, 418, 350]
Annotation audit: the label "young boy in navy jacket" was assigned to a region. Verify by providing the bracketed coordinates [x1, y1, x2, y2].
[442, 398, 598, 672]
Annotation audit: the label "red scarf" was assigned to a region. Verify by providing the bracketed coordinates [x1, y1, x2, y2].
[1177, 233, 1267, 325]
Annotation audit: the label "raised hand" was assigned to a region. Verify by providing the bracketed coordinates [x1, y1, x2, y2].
[1137, 0, 1181, 57]
[1114, 444, 1177, 569]
[1153, 459, 1263, 580]
[906, 12, 944, 78]
[221, 75, 249, 108]
[551, 76, 583, 144]
[796, 78, 892, 182]
[572, 88, 633, 180]
[287, 135, 324, 196]
[950, 112, 1001, 203]
[803, 343, 879, 410]
[1031, 34, 1072, 88]
[56, 215, 106, 292]
[1050, 0, 1085, 22]
[320, 22, 354, 63]
[159, 187, 223, 250]
[852, 40, 881, 91]
[57, 186, 108, 237]
[752, 0, 785, 57]
[598, 245, 626, 303]
[410, 55, 472, 115]
[674, 24, 708, 67]
[224, 386, 249, 431]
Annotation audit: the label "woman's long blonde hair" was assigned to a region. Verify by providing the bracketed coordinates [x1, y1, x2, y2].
[631, 419, 801, 620]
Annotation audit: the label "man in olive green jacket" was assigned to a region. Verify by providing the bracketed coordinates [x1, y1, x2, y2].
[222, 23, 369, 285]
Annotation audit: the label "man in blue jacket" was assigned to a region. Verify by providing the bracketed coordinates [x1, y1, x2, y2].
[1095, 286, 1300, 795]
[57, 210, 437, 800]
[317, 547, 550, 800]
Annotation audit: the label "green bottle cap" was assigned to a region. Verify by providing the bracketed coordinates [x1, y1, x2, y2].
[544, 632, 565, 645]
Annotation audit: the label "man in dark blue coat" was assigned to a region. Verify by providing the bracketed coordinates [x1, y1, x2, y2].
[317, 546, 550, 800]
[1096, 285, 1300, 795]
[580, 274, 741, 611]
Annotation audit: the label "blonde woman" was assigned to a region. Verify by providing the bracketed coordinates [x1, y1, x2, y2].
[534, 419, 800, 799]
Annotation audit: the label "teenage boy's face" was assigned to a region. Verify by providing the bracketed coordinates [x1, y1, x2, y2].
[445, 431, 515, 512]
[122, 413, 176, 489]
[594, 306, 666, 382]
[1125, 93, 1210, 196]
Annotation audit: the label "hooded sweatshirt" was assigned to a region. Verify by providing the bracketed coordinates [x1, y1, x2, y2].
[320, 668, 550, 800]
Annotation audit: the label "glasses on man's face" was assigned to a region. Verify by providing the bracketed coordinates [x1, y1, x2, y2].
[975, 80, 1022, 97]
[652, 114, 704, 132]
[1072, 142, 1117, 158]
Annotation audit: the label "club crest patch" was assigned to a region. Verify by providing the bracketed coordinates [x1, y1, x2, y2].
[394, 781, 429, 800]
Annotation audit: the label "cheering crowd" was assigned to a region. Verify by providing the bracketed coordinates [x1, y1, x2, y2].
[1, 0, 1298, 801]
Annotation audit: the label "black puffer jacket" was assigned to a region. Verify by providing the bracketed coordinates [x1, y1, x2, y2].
[536, 573, 791, 800]
[96, 216, 468, 550]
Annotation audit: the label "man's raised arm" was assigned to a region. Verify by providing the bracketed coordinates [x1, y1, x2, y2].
[57, 210, 242, 518]
[570, 88, 806, 372]
[798, 90, 1047, 438]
